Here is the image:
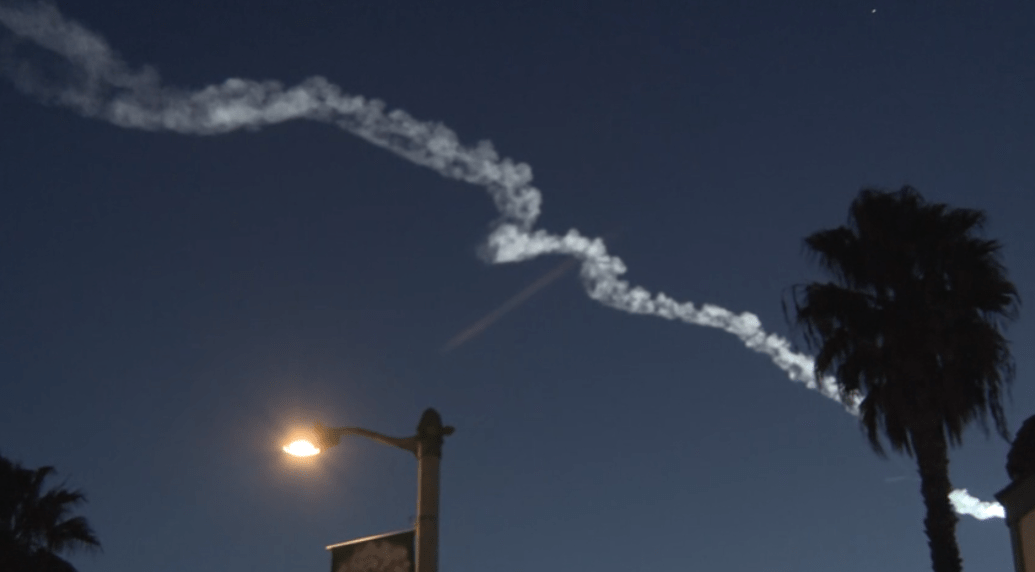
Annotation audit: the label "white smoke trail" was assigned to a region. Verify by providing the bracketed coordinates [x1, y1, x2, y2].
[948, 489, 1006, 520]
[0, 2, 1001, 519]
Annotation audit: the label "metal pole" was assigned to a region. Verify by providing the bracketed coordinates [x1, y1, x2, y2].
[313, 409, 453, 572]
[414, 409, 453, 572]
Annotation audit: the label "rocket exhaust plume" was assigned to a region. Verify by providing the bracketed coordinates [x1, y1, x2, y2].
[0, 2, 1001, 519]
[948, 489, 1005, 520]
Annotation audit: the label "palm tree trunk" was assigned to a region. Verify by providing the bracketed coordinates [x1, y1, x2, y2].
[913, 424, 962, 572]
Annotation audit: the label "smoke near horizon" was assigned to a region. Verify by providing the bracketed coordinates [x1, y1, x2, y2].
[948, 489, 1005, 520]
[0, 2, 1004, 521]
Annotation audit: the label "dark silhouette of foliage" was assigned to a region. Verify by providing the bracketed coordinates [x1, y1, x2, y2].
[1006, 414, 1035, 482]
[789, 186, 1019, 572]
[0, 453, 101, 572]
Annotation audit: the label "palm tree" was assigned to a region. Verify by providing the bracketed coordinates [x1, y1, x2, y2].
[0, 454, 101, 572]
[789, 187, 1019, 572]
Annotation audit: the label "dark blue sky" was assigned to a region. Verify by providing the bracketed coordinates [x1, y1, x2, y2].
[2, 1, 1034, 571]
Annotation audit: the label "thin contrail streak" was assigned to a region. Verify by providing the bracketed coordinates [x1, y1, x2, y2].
[0, 2, 1003, 521]
[442, 257, 578, 353]
[883, 475, 919, 484]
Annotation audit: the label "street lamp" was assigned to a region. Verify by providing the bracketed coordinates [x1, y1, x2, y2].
[283, 408, 454, 572]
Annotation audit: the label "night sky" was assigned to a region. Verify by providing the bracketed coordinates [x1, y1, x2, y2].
[2, 2, 1034, 571]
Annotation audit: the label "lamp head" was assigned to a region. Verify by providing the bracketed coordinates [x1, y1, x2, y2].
[283, 422, 340, 457]
[283, 439, 320, 457]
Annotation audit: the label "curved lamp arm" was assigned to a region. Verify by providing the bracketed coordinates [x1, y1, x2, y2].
[315, 422, 420, 456]
[312, 409, 454, 458]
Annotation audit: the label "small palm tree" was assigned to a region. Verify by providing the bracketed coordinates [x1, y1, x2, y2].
[0, 454, 101, 572]
[790, 187, 1019, 572]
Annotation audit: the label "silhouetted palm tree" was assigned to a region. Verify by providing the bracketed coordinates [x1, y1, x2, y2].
[0, 454, 101, 572]
[789, 187, 1019, 572]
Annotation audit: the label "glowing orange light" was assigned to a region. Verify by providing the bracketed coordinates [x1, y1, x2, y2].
[283, 439, 321, 457]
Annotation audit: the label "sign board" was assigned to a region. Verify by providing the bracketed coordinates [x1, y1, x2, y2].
[327, 529, 415, 572]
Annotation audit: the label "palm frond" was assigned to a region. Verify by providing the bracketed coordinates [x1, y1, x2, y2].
[790, 186, 1019, 455]
[0, 453, 101, 571]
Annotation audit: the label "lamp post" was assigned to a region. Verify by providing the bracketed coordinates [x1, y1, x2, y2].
[284, 408, 454, 572]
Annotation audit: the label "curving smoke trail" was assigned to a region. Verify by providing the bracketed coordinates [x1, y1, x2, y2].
[0, 2, 1003, 521]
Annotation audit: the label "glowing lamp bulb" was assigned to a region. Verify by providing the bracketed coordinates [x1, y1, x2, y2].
[283, 439, 321, 457]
